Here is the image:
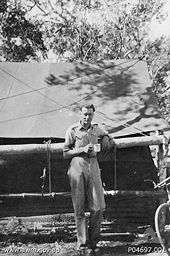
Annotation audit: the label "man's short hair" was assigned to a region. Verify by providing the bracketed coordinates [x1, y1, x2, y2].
[80, 104, 95, 112]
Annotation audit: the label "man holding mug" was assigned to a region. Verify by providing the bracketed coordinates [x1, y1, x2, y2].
[63, 104, 114, 253]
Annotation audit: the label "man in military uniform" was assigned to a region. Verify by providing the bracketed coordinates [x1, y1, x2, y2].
[63, 104, 114, 253]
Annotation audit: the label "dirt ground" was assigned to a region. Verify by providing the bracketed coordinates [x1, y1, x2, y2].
[0, 240, 168, 256]
[0, 215, 169, 256]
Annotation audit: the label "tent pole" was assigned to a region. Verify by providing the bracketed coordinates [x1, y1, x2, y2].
[114, 145, 117, 190]
[46, 140, 52, 194]
[157, 131, 169, 183]
[156, 131, 169, 227]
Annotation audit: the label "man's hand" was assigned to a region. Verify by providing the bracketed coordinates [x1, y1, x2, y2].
[83, 144, 97, 157]
[83, 144, 94, 154]
[63, 144, 96, 159]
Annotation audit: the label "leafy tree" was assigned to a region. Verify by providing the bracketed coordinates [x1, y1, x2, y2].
[0, 0, 169, 122]
[26, 0, 170, 122]
[152, 63, 170, 122]
[1, 0, 168, 63]
[0, 0, 47, 61]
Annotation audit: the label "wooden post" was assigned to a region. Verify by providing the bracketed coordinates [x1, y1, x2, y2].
[114, 144, 117, 190]
[156, 131, 169, 228]
[40, 167, 46, 196]
[46, 140, 52, 194]
[157, 131, 169, 183]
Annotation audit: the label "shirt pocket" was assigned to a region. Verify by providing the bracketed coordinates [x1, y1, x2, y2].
[89, 132, 98, 144]
[75, 131, 87, 147]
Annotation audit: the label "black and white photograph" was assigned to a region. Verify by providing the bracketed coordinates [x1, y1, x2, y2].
[0, 1, 170, 256]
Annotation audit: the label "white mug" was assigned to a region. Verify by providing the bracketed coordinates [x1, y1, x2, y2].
[94, 143, 101, 152]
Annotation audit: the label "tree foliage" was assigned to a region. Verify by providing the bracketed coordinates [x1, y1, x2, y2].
[153, 64, 170, 122]
[0, 0, 169, 122]
[0, 0, 168, 62]
[0, 0, 47, 61]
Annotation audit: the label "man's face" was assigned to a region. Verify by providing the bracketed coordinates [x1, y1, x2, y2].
[80, 107, 94, 126]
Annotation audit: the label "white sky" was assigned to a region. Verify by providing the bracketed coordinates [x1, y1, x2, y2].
[149, 0, 170, 39]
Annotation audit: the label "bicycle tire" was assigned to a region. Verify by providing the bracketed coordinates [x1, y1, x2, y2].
[155, 202, 170, 256]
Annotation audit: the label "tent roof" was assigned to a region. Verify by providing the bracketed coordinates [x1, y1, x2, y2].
[0, 60, 168, 138]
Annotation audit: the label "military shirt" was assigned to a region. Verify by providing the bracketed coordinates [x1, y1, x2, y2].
[63, 122, 108, 211]
[63, 122, 108, 152]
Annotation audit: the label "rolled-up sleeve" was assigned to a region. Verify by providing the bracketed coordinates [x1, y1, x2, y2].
[96, 125, 109, 138]
[97, 125, 115, 150]
[63, 127, 75, 152]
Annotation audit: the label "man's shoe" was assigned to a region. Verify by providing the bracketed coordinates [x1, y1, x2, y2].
[89, 246, 101, 255]
[77, 244, 88, 254]
[92, 247, 100, 253]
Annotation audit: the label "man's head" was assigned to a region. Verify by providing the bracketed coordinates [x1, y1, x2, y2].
[80, 104, 95, 127]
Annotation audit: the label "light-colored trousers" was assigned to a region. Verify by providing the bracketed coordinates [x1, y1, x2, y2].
[68, 157, 105, 248]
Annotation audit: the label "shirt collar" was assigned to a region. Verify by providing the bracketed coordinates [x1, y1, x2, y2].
[78, 121, 92, 131]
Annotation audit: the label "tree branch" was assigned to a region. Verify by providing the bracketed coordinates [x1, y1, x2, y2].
[164, 86, 170, 93]
[48, 0, 55, 11]
[124, 48, 136, 58]
[83, 43, 94, 60]
[27, 2, 36, 12]
[32, 0, 47, 14]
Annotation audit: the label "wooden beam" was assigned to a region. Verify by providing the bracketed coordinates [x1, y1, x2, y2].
[0, 143, 63, 156]
[114, 135, 168, 148]
[0, 135, 168, 156]
[0, 190, 167, 198]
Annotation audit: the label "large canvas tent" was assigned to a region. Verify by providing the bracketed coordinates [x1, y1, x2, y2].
[0, 60, 169, 220]
[0, 59, 167, 139]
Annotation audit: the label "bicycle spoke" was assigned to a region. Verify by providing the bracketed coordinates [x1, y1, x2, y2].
[155, 203, 170, 256]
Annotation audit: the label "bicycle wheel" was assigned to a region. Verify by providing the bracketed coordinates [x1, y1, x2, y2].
[155, 202, 170, 255]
